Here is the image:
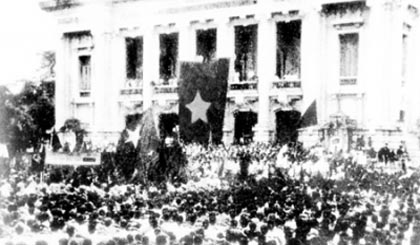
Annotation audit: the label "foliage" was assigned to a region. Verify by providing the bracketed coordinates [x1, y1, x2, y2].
[0, 81, 54, 156]
[39, 51, 56, 81]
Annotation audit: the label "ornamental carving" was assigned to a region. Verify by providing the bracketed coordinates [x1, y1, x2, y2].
[321, 1, 368, 18]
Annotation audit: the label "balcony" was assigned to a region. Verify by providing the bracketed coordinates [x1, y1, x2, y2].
[339, 77, 357, 86]
[120, 88, 142, 95]
[79, 90, 91, 98]
[229, 81, 258, 91]
[120, 79, 143, 95]
[272, 80, 301, 89]
[153, 78, 178, 94]
[79, 79, 91, 97]
[154, 84, 179, 94]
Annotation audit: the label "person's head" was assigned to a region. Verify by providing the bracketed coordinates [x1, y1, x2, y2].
[193, 235, 203, 245]
[81, 239, 92, 245]
[230, 219, 238, 228]
[58, 238, 69, 245]
[35, 241, 48, 245]
[156, 235, 167, 245]
[202, 220, 209, 229]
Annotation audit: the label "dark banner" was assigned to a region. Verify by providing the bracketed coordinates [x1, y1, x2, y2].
[299, 100, 317, 129]
[178, 59, 229, 144]
[276, 110, 301, 145]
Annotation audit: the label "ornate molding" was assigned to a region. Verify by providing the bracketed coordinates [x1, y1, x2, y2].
[228, 15, 258, 27]
[271, 10, 302, 22]
[226, 96, 258, 112]
[332, 18, 364, 30]
[40, 0, 81, 12]
[321, 1, 368, 17]
[157, 0, 257, 15]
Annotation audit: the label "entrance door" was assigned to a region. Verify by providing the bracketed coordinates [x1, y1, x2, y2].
[158, 113, 179, 139]
[275, 110, 301, 145]
[234, 111, 258, 144]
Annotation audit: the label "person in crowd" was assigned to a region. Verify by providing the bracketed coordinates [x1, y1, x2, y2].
[378, 143, 391, 164]
[1, 140, 419, 245]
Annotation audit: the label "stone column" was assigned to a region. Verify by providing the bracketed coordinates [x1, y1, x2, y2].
[364, 0, 398, 130]
[91, 30, 113, 134]
[406, 8, 420, 132]
[143, 26, 160, 109]
[109, 32, 126, 131]
[301, 5, 322, 121]
[216, 19, 235, 145]
[179, 22, 195, 62]
[216, 19, 235, 59]
[55, 34, 71, 129]
[254, 17, 276, 142]
[216, 18, 235, 85]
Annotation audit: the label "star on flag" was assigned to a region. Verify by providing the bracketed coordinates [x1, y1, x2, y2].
[186, 91, 211, 123]
[125, 126, 140, 148]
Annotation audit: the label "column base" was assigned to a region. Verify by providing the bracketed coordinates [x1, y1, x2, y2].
[222, 128, 234, 145]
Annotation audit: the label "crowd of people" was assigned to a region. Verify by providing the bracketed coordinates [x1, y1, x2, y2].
[0, 140, 419, 245]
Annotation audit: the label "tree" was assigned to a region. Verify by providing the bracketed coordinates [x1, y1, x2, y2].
[39, 51, 55, 82]
[0, 81, 54, 157]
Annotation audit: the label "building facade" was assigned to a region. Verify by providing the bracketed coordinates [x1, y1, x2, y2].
[41, 0, 420, 148]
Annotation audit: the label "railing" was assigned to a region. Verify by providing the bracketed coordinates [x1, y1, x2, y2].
[120, 88, 143, 95]
[79, 90, 91, 97]
[272, 80, 301, 89]
[120, 79, 143, 95]
[154, 84, 179, 94]
[229, 81, 258, 91]
[339, 77, 357, 85]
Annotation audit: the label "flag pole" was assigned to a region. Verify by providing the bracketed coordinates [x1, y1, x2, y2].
[209, 125, 212, 145]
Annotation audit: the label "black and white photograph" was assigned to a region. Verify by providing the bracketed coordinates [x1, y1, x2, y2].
[1, 0, 420, 244]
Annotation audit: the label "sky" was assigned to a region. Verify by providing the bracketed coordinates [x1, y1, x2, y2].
[0, 0, 57, 87]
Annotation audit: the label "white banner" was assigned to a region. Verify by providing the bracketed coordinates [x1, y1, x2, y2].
[45, 150, 101, 166]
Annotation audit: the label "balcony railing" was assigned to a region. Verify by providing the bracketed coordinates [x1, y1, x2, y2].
[272, 80, 301, 89]
[120, 88, 143, 95]
[79, 90, 91, 98]
[229, 81, 258, 91]
[121, 79, 143, 95]
[154, 84, 179, 94]
[339, 77, 357, 85]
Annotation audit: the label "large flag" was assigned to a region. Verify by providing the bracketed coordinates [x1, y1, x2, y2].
[178, 59, 229, 144]
[299, 100, 318, 128]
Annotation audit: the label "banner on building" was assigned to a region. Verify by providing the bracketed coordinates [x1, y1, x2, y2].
[45, 150, 101, 166]
[299, 100, 318, 128]
[178, 59, 229, 144]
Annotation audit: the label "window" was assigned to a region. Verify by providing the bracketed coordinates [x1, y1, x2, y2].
[125, 37, 143, 86]
[159, 33, 179, 84]
[234, 24, 258, 82]
[339, 33, 359, 85]
[276, 20, 301, 80]
[79, 55, 91, 97]
[196, 28, 217, 63]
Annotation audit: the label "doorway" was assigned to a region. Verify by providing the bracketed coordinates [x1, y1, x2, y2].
[275, 110, 301, 145]
[158, 113, 179, 140]
[234, 111, 258, 144]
